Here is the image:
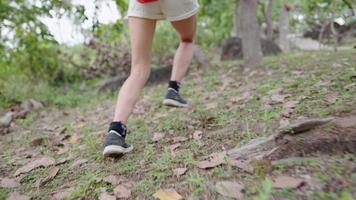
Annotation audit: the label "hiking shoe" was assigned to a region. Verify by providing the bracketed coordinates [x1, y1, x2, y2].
[163, 88, 188, 108]
[103, 130, 133, 157]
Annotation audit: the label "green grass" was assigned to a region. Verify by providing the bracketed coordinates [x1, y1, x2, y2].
[1, 50, 355, 199]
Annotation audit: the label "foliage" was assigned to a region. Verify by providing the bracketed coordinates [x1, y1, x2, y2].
[0, 0, 86, 84]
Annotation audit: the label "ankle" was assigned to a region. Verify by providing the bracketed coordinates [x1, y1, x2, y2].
[169, 80, 180, 92]
[109, 121, 127, 137]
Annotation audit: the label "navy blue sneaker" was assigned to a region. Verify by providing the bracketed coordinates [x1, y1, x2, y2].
[163, 88, 188, 108]
[103, 130, 133, 157]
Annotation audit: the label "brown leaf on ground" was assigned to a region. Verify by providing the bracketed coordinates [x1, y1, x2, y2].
[270, 93, 289, 105]
[272, 176, 305, 189]
[197, 152, 226, 169]
[7, 192, 31, 200]
[52, 188, 74, 200]
[324, 92, 339, 104]
[55, 156, 72, 166]
[227, 158, 254, 173]
[36, 166, 60, 188]
[0, 177, 20, 188]
[206, 102, 218, 109]
[169, 143, 181, 156]
[171, 136, 188, 143]
[69, 133, 81, 144]
[54, 144, 69, 155]
[173, 168, 187, 177]
[58, 127, 67, 135]
[99, 188, 116, 200]
[193, 130, 203, 140]
[215, 181, 244, 199]
[103, 175, 123, 186]
[114, 184, 131, 198]
[14, 156, 55, 176]
[152, 132, 165, 142]
[282, 100, 299, 117]
[153, 189, 183, 200]
[70, 159, 88, 168]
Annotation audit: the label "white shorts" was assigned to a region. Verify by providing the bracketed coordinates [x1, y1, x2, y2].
[127, 0, 200, 22]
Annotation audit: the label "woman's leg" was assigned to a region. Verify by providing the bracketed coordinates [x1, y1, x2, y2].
[170, 15, 197, 82]
[113, 17, 156, 123]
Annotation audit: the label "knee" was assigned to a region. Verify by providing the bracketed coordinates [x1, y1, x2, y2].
[180, 37, 194, 44]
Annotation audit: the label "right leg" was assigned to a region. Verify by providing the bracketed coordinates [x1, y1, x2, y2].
[113, 17, 156, 124]
[103, 17, 156, 157]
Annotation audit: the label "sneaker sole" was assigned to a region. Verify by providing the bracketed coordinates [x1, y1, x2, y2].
[163, 99, 188, 108]
[103, 145, 134, 157]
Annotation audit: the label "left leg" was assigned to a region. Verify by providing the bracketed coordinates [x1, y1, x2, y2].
[170, 15, 197, 81]
[163, 15, 197, 107]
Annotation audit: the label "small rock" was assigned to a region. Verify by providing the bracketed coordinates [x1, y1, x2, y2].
[0, 112, 14, 128]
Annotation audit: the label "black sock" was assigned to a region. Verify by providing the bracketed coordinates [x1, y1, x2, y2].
[169, 80, 180, 93]
[109, 121, 127, 138]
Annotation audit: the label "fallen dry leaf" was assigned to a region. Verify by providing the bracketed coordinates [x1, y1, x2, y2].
[69, 133, 81, 144]
[153, 189, 183, 200]
[71, 159, 88, 168]
[0, 177, 20, 188]
[270, 93, 289, 105]
[173, 168, 187, 177]
[215, 181, 244, 199]
[227, 159, 254, 173]
[324, 92, 339, 104]
[37, 166, 60, 187]
[152, 132, 165, 142]
[206, 102, 218, 109]
[197, 152, 226, 169]
[171, 136, 188, 143]
[272, 176, 304, 189]
[169, 143, 181, 156]
[193, 130, 203, 140]
[55, 144, 69, 155]
[55, 157, 72, 166]
[7, 192, 31, 200]
[103, 175, 122, 186]
[14, 156, 55, 176]
[114, 184, 131, 198]
[282, 100, 298, 118]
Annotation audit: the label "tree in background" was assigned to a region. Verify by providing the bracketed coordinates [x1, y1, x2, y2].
[278, 2, 291, 52]
[240, 0, 263, 68]
[265, 0, 274, 39]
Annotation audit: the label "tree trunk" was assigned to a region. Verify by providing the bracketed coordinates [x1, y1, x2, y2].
[233, 0, 242, 37]
[265, 0, 274, 39]
[240, 0, 263, 68]
[278, 3, 290, 52]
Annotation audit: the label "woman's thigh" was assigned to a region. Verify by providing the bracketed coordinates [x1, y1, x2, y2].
[129, 17, 157, 66]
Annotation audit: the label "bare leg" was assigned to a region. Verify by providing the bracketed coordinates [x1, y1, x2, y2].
[113, 17, 156, 123]
[170, 15, 197, 81]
